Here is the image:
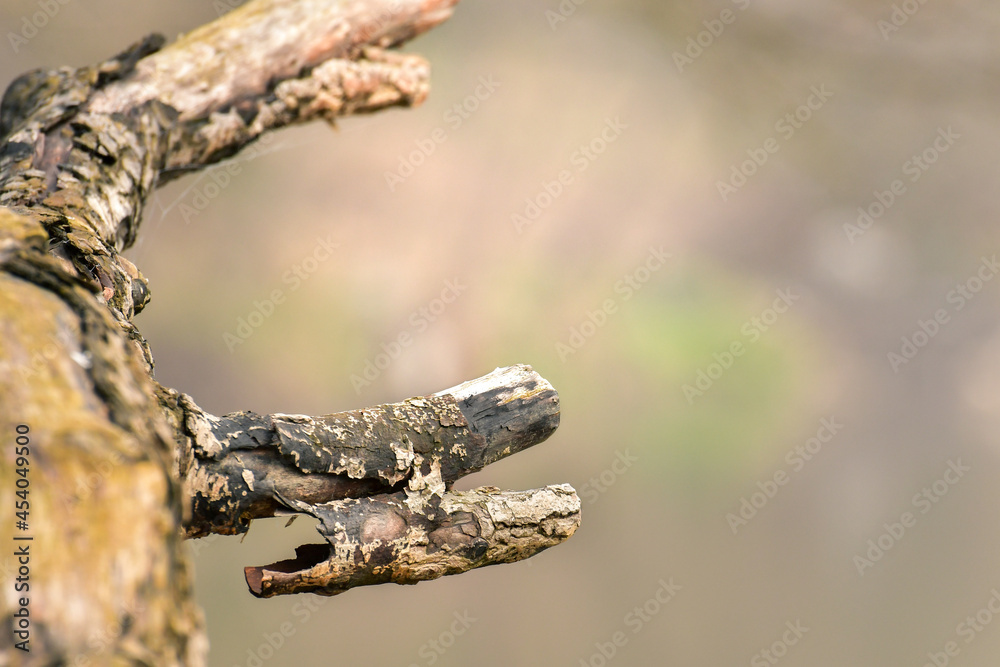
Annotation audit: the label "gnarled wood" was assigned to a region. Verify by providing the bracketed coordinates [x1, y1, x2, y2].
[0, 1, 577, 664]
[247, 484, 580, 598]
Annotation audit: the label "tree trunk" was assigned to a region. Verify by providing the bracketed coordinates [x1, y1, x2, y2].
[0, 2, 579, 664]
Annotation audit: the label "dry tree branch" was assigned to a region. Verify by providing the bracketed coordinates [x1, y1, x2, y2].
[0, 0, 577, 662]
[166, 364, 579, 597]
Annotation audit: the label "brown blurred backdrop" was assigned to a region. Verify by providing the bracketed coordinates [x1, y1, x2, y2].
[4, 0, 1000, 665]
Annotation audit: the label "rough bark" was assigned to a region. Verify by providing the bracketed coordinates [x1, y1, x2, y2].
[170, 364, 562, 539]
[0, 1, 578, 665]
[247, 483, 580, 598]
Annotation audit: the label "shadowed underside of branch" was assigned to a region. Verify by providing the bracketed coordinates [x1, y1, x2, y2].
[0, 0, 579, 664]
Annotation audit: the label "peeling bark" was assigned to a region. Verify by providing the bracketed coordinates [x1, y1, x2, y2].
[246, 484, 580, 598]
[0, 1, 577, 664]
[168, 365, 563, 538]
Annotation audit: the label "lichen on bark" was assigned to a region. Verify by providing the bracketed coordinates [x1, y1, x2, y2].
[0, 1, 578, 663]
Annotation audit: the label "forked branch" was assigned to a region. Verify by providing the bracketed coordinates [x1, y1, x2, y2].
[0, 0, 577, 634]
[161, 365, 579, 595]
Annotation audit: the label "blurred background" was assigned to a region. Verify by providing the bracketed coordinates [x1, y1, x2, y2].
[4, 0, 1000, 664]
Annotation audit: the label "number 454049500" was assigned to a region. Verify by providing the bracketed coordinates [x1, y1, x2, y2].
[14, 424, 30, 523]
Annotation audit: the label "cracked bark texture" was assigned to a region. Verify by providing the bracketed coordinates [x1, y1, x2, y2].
[0, 1, 578, 665]
[248, 483, 580, 598]
[166, 365, 579, 598]
[171, 365, 563, 539]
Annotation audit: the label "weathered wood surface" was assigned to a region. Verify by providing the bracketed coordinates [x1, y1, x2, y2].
[169, 365, 577, 599]
[173, 365, 563, 538]
[247, 483, 580, 598]
[0, 1, 578, 664]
